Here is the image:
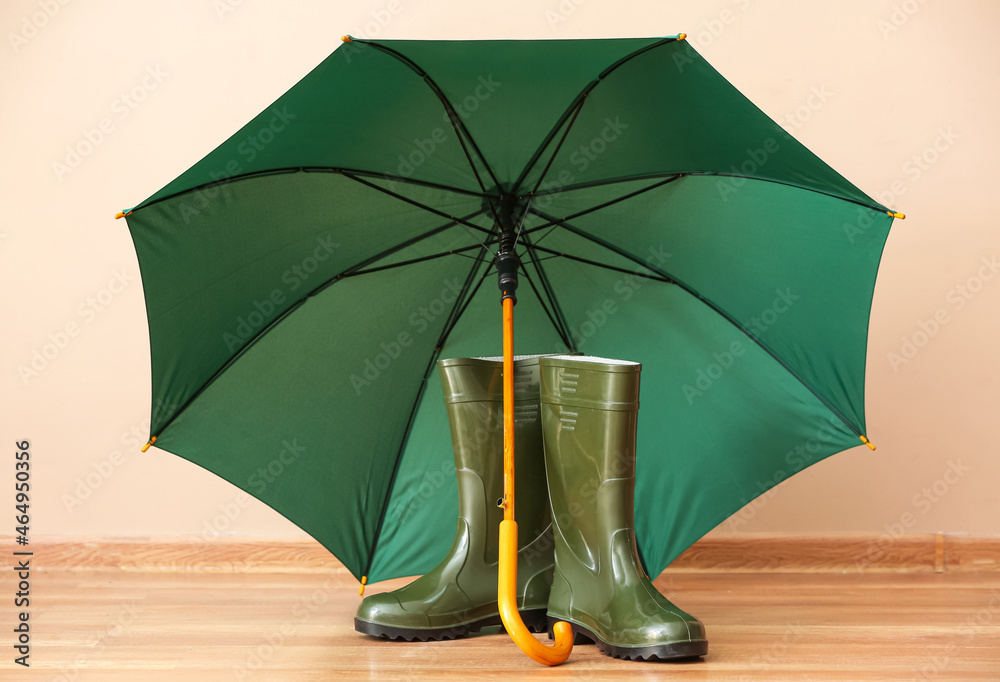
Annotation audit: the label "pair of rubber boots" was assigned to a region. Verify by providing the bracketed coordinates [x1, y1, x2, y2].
[355, 354, 708, 661]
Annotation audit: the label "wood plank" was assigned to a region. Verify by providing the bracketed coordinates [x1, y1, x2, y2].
[4, 561, 998, 679]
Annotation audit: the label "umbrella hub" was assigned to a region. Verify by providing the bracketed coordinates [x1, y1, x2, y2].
[494, 192, 524, 303]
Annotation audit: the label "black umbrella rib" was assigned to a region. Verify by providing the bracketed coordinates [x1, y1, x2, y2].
[512, 36, 680, 193]
[531, 169, 894, 216]
[334, 209, 487, 280]
[436, 263, 492, 348]
[339, 171, 492, 238]
[528, 171, 686, 198]
[304, 167, 485, 197]
[342, 243, 485, 278]
[361, 225, 499, 582]
[439, 99, 489, 195]
[143, 210, 486, 442]
[511, 86, 591, 194]
[515, 255, 574, 350]
[430, 243, 574, 352]
[525, 174, 682, 234]
[519, 230, 576, 351]
[682, 171, 895, 216]
[524, 97, 588, 198]
[434, 223, 501, 351]
[359, 345, 443, 583]
[128, 166, 483, 214]
[531, 209, 866, 438]
[526, 243, 673, 283]
[353, 39, 501, 194]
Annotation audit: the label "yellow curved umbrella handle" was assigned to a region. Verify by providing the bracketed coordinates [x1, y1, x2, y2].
[499, 520, 573, 664]
[499, 297, 573, 665]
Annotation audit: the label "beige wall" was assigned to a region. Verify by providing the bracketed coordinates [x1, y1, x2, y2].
[2, 0, 997, 547]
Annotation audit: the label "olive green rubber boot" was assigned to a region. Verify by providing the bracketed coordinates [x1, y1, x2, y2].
[354, 355, 555, 641]
[539, 355, 708, 661]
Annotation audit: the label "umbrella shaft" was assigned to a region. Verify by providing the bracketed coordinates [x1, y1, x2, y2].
[502, 296, 515, 523]
[498, 294, 573, 665]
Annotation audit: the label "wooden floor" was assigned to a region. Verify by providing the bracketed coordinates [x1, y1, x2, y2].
[7, 538, 1000, 680]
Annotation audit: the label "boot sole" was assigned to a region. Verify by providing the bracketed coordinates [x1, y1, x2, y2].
[547, 616, 708, 661]
[355, 608, 547, 642]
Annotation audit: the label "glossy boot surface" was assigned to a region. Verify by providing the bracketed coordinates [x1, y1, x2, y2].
[539, 355, 708, 660]
[355, 355, 555, 640]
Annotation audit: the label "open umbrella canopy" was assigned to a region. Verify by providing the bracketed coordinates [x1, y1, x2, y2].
[120, 36, 897, 585]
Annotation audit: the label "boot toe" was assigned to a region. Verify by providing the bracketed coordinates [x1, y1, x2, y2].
[602, 615, 708, 660]
[642, 614, 706, 646]
[356, 592, 429, 629]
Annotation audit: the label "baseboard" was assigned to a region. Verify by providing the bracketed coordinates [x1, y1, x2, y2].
[7, 533, 999, 574]
[15, 535, 347, 574]
[670, 533, 1000, 573]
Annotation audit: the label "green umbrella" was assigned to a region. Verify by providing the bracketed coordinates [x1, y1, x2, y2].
[119, 33, 897, 620]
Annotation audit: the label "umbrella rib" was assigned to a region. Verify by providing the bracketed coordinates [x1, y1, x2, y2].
[128, 166, 484, 213]
[511, 86, 591, 193]
[361, 227, 499, 581]
[436, 240, 575, 350]
[436, 264, 492, 348]
[528, 171, 685, 198]
[352, 39, 501, 194]
[525, 97, 588, 198]
[512, 36, 681, 193]
[524, 175, 683, 233]
[527, 170, 892, 216]
[437, 106, 489, 195]
[343, 243, 486, 278]
[519, 230, 576, 351]
[516, 255, 574, 350]
[143, 210, 486, 442]
[526, 244, 674, 282]
[684, 171, 893, 215]
[334, 209, 488, 279]
[305, 167, 485, 197]
[340, 171, 495, 249]
[532, 209, 866, 438]
[434, 223, 501, 349]
[361, 345, 445, 583]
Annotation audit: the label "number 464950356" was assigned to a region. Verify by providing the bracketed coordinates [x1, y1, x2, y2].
[15, 440, 30, 541]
